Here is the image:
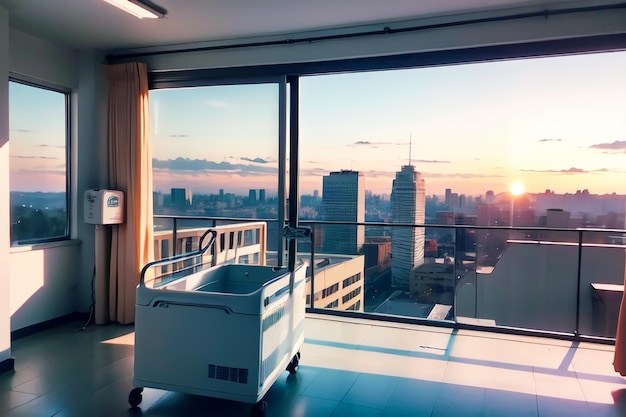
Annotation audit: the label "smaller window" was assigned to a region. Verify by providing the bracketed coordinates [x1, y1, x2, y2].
[9, 80, 70, 245]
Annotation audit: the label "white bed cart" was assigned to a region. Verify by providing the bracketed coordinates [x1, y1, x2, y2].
[129, 228, 309, 416]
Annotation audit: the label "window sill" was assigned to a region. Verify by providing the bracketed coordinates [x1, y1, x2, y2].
[10, 239, 82, 253]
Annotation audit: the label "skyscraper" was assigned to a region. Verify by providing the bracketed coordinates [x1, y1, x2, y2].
[321, 170, 365, 255]
[248, 189, 257, 203]
[391, 165, 426, 290]
[171, 188, 192, 207]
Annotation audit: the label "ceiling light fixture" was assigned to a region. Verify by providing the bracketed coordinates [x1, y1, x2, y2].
[103, 0, 167, 19]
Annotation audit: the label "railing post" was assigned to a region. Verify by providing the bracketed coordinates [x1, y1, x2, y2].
[172, 218, 178, 256]
[575, 229, 583, 337]
[310, 223, 315, 309]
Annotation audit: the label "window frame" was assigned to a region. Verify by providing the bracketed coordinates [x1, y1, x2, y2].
[8, 76, 72, 246]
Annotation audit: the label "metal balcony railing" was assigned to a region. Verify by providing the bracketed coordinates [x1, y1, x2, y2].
[153, 215, 626, 342]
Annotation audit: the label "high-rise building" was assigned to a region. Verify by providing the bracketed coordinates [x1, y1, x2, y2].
[391, 165, 425, 290]
[248, 189, 257, 203]
[171, 188, 192, 207]
[153, 191, 164, 212]
[321, 170, 365, 255]
[259, 189, 266, 203]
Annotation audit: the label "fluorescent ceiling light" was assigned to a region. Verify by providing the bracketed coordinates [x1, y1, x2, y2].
[103, 0, 167, 19]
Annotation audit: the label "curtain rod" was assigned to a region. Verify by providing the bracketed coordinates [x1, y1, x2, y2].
[106, 2, 626, 62]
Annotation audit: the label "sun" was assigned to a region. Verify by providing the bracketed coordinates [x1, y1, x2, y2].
[510, 181, 525, 196]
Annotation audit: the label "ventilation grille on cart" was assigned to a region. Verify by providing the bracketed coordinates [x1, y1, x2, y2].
[208, 364, 249, 384]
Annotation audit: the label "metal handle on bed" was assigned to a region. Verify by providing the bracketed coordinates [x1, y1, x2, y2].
[282, 226, 312, 294]
[139, 228, 217, 286]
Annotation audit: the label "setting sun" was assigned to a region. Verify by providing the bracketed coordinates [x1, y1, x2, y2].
[510, 181, 525, 196]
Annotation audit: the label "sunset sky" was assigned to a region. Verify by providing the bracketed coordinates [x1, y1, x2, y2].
[150, 50, 626, 198]
[9, 50, 626, 199]
[9, 81, 66, 193]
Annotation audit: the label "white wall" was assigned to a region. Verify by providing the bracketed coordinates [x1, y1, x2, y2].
[76, 50, 109, 312]
[10, 243, 81, 330]
[7, 28, 87, 331]
[133, 6, 626, 72]
[9, 29, 78, 89]
[0, 5, 12, 365]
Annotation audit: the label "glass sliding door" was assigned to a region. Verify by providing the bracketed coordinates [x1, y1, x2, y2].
[298, 51, 626, 335]
[150, 78, 288, 266]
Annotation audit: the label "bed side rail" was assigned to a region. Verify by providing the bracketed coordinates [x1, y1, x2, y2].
[140, 228, 217, 287]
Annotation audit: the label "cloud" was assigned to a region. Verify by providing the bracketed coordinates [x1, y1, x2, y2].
[152, 157, 277, 175]
[539, 138, 562, 142]
[300, 167, 336, 177]
[38, 144, 65, 149]
[362, 169, 396, 178]
[12, 129, 33, 133]
[413, 159, 451, 164]
[169, 134, 190, 138]
[522, 167, 609, 174]
[240, 157, 272, 164]
[589, 140, 626, 152]
[348, 141, 404, 148]
[11, 155, 58, 160]
[425, 172, 506, 179]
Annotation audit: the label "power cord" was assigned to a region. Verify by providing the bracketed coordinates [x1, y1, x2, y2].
[73, 265, 95, 332]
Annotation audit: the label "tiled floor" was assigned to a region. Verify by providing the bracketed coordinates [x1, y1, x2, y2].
[1, 314, 626, 416]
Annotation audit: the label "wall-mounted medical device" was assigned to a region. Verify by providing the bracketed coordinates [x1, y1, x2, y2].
[84, 189, 125, 225]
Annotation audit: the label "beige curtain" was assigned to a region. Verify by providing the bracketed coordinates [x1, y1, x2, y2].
[614, 267, 626, 375]
[101, 62, 154, 325]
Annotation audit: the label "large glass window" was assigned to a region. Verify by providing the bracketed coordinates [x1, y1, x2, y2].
[9, 80, 69, 245]
[150, 83, 284, 264]
[299, 51, 626, 334]
[148, 49, 626, 338]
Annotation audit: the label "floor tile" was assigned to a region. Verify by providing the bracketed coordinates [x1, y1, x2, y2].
[341, 373, 397, 409]
[443, 360, 536, 395]
[536, 395, 591, 417]
[483, 388, 538, 417]
[0, 390, 39, 413]
[332, 402, 382, 417]
[305, 317, 371, 346]
[287, 394, 339, 417]
[301, 369, 359, 401]
[384, 378, 440, 417]
[430, 384, 486, 417]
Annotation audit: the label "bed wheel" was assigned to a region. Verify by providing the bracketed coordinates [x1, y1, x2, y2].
[128, 387, 143, 408]
[286, 352, 300, 374]
[251, 400, 267, 417]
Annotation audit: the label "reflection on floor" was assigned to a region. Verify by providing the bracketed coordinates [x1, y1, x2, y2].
[1, 313, 625, 417]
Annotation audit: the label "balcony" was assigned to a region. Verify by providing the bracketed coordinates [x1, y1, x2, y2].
[1, 314, 623, 416]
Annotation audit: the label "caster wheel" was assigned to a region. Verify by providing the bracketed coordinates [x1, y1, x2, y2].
[128, 387, 143, 408]
[251, 400, 267, 417]
[286, 352, 300, 374]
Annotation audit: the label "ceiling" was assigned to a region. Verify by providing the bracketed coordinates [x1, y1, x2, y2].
[0, 0, 613, 52]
